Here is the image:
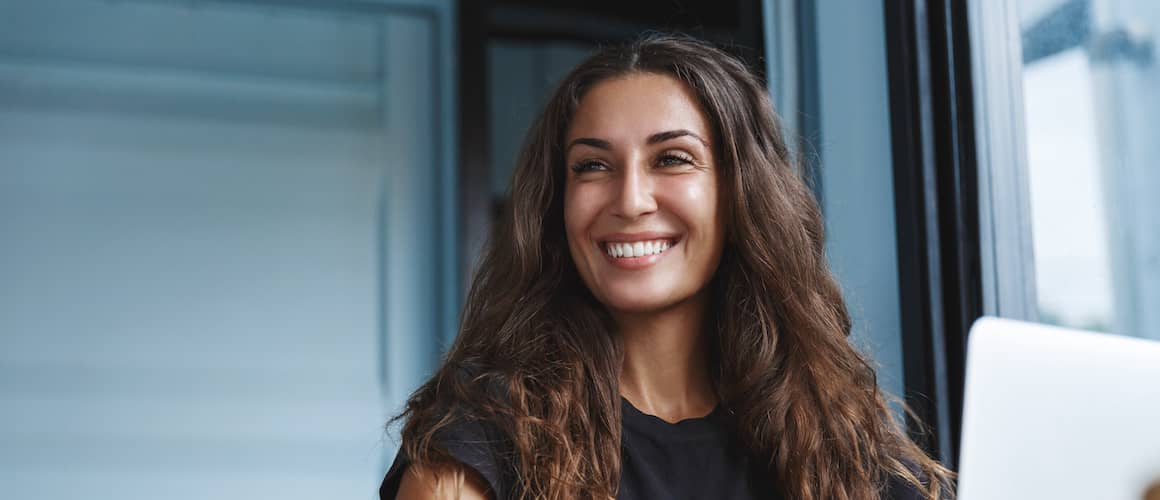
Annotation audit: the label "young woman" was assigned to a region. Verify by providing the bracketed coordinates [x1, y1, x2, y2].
[381, 34, 954, 500]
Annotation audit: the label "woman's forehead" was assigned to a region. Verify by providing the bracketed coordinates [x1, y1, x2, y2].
[565, 73, 712, 147]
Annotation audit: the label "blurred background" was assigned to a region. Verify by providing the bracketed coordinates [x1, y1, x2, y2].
[0, 0, 1155, 498]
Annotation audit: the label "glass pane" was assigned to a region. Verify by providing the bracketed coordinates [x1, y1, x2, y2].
[809, 0, 906, 399]
[1018, 0, 1160, 338]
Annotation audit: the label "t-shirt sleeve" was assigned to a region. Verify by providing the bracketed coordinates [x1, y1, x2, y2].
[379, 418, 512, 500]
[884, 472, 925, 500]
[883, 459, 942, 500]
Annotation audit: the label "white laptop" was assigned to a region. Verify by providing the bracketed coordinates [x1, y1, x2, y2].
[958, 317, 1160, 500]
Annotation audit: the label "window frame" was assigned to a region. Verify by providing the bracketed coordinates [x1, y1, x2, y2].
[966, 0, 1040, 323]
[882, 0, 988, 469]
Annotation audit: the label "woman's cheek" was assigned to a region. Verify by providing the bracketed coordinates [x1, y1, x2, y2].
[669, 176, 718, 232]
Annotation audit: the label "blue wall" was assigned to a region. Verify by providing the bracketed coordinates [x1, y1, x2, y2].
[813, 0, 906, 400]
[0, 1, 457, 497]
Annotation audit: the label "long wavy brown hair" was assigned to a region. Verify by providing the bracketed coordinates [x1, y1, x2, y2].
[395, 33, 954, 500]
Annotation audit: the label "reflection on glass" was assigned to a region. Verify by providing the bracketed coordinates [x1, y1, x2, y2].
[1018, 0, 1158, 338]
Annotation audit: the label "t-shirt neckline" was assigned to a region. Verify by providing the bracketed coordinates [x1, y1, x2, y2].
[620, 396, 729, 441]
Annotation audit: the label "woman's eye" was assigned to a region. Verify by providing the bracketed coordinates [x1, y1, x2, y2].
[570, 160, 608, 173]
[657, 153, 694, 167]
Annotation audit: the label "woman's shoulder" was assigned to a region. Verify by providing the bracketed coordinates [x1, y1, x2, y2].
[883, 459, 949, 500]
[380, 414, 515, 500]
[380, 368, 519, 500]
[884, 471, 925, 500]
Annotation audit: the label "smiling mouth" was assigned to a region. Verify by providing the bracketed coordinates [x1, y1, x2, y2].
[601, 238, 679, 259]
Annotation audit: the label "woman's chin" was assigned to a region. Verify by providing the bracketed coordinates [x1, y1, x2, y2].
[599, 291, 684, 315]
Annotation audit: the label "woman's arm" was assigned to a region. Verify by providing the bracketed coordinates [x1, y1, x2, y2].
[395, 463, 491, 500]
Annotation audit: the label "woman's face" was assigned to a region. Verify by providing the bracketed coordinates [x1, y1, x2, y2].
[563, 72, 725, 314]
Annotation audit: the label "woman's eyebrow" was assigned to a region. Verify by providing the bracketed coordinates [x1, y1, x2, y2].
[566, 137, 612, 153]
[565, 130, 708, 154]
[647, 129, 709, 148]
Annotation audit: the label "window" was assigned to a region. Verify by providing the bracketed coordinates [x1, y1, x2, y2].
[973, 0, 1158, 340]
[1018, 0, 1159, 338]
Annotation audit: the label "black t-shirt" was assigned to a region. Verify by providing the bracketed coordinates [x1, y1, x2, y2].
[379, 398, 926, 499]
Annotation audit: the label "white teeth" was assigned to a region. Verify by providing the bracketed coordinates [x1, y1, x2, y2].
[605, 239, 675, 259]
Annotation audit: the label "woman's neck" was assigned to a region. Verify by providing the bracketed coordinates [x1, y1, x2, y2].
[614, 293, 717, 423]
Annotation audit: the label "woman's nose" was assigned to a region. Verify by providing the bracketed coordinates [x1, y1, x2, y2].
[612, 159, 658, 219]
